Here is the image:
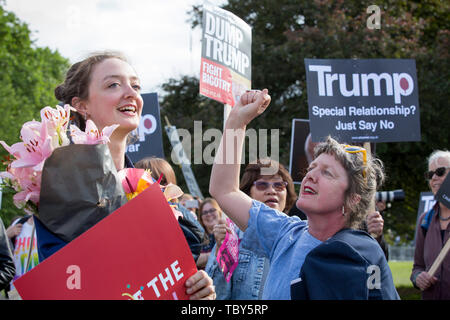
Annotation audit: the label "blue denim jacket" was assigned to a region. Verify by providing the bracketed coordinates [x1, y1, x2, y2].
[205, 226, 270, 300]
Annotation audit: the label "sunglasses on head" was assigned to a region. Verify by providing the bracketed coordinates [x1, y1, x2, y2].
[253, 181, 288, 191]
[341, 144, 367, 178]
[425, 167, 449, 180]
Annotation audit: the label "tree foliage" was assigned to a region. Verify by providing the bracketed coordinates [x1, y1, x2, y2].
[0, 3, 70, 225]
[160, 0, 449, 243]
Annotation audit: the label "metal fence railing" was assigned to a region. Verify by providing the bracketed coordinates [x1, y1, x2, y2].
[388, 245, 415, 261]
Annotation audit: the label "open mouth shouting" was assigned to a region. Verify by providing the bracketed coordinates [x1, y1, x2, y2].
[302, 185, 317, 196]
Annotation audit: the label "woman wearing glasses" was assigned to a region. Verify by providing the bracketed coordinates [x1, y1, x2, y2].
[209, 89, 398, 299]
[197, 198, 224, 269]
[411, 150, 450, 299]
[205, 159, 296, 299]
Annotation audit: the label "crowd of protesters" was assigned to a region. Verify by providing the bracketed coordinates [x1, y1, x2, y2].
[1, 51, 449, 300]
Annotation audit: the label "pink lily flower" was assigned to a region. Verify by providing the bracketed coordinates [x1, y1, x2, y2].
[1, 120, 53, 172]
[0, 105, 120, 215]
[13, 179, 40, 208]
[70, 120, 119, 145]
[1, 166, 41, 208]
[40, 104, 74, 147]
[117, 168, 154, 195]
[117, 168, 183, 220]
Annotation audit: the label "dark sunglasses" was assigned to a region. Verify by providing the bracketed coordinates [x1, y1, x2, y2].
[253, 181, 288, 191]
[425, 167, 449, 180]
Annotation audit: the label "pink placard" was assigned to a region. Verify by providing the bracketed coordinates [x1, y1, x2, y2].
[216, 218, 239, 282]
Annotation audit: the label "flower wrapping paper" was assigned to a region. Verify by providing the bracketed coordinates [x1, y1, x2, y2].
[37, 143, 127, 242]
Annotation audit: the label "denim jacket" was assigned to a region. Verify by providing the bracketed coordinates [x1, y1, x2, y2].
[205, 226, 270, 300]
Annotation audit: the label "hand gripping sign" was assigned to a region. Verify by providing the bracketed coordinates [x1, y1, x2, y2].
[14, 183, 197, 300]
[216, 218, 239, 282]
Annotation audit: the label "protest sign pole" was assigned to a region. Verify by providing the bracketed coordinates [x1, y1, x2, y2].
[164, 116, 204, 199]
[224, 104, 231, 130]
[428, 238, 450, 277]
[428, 178, 450, 277]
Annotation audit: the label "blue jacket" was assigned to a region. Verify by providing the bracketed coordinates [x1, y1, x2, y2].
[291, 229, 400, 300]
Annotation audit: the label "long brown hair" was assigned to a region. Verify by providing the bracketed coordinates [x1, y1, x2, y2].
[134, 157, 177, 186]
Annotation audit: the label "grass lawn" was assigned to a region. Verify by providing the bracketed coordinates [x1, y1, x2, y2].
[388, 260, 421, 300]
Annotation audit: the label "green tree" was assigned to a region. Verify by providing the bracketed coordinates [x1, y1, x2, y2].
[0, 2, 69, 225]
[160, 76, 224, 196]
[160, 0, 449, 243]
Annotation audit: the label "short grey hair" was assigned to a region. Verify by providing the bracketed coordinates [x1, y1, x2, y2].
[427, 150, 450, 168]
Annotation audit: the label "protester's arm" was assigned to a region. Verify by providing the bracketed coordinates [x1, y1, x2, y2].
[209, 89, 271, 231]
[6, 222, 22, 240]
[366, 211, 384, 239]
[359, 210, 388, 260]
[410, 213, 437, 290]
[213, 218, 232, 254]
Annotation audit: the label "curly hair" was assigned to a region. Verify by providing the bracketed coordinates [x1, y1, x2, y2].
[314, 136, 385, 229]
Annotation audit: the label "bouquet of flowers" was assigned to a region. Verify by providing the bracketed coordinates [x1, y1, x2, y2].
[1, 105, 183, 242]
[0, 105, 117, 212]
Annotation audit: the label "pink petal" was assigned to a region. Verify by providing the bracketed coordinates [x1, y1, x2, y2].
[0, 141, 24, 160]
[0, 140, 14, 156]
[13, 191, 28, 207]
[21, 121, 44, 143]
[84, 119, 97, 133]
[118, 168, 146, 193]
[101, 124, 120, 142]
[70, 125, 90, 144]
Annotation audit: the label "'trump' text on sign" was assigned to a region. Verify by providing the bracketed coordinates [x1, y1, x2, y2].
[200, 2, 252, 106]
[305, 59, 420, 143]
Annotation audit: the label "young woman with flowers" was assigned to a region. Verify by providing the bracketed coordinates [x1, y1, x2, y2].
[1, 51, 215, 300]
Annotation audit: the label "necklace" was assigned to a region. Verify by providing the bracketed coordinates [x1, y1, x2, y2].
[439, 213, 450, 221]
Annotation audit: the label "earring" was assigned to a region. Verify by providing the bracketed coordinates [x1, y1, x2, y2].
[342, 206, 346, 216]
[84, 112, 87, 121]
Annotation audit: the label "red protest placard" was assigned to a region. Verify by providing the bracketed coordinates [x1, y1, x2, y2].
[14, 183, 197, 300]
[200, 57, 235, 106]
